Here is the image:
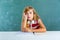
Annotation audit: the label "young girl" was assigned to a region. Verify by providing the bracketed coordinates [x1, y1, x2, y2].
[21, 6, 46, 32]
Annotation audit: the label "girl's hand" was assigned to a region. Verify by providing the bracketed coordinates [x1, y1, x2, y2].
[28, 29, 33, 32]
[23, 13, 27, 20]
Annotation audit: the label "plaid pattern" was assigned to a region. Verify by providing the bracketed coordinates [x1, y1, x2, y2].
[28, 20, 40, 29]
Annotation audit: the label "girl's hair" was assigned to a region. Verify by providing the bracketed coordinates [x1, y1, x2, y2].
[21, 6, 40, 29]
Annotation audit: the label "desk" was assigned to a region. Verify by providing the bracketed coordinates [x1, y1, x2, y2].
[0, 31, 60, 40]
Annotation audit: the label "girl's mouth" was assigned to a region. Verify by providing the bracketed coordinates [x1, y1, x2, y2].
[28, 17, 30, 18]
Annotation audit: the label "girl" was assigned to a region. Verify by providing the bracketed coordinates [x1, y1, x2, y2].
[21, 6, 46, 32]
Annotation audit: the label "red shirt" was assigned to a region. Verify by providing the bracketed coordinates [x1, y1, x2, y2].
[28, 20, 40, 29]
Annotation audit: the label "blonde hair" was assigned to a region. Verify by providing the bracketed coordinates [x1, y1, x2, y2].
[21, 6, 40, 29]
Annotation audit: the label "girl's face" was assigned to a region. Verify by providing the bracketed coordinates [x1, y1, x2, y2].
[27, 9, 33, 21]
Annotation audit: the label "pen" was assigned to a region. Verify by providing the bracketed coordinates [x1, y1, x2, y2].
[33, 32, 35, 35]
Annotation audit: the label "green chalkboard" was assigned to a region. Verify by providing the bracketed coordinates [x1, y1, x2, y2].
[0, 0, 60, 31]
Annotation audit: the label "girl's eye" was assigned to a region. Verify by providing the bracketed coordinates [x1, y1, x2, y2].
[30, 12, 32, 14]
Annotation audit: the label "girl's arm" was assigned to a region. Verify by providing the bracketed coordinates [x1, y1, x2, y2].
[32, 19, 46, 32]
[21, 20, 32, 32]
[21, 13, 32, 32]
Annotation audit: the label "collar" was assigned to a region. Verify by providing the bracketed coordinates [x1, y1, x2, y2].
[28, 20, 35, 24]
